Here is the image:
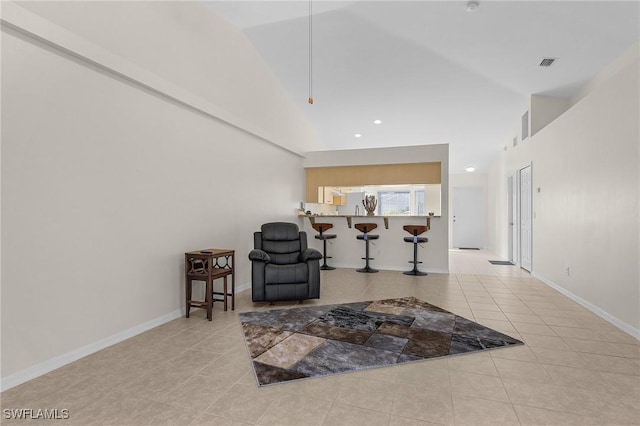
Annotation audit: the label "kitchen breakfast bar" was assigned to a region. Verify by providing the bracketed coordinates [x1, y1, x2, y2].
[299, 214, 447, 274]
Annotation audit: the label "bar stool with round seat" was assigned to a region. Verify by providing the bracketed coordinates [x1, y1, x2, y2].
[312, 223, 337, 270]
[402, 225, 429, 276]
[354, 223, 379, 273]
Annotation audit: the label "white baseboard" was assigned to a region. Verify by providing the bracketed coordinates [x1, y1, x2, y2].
[0, 308, 184, 392]
[532, 272, 640, 340]
[2, 282, 255, 392]
[236, 282, 251, 293]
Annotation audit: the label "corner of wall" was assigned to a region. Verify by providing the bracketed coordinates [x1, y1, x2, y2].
[529, 95, 571, 136]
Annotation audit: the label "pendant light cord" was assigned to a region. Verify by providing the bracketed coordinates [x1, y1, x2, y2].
[308, 0, 313, 104]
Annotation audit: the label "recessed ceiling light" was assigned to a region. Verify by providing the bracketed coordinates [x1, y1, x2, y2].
[465, 165, 476, 172]
[373, 120, 382, 124]
[354, 133, 362, 138]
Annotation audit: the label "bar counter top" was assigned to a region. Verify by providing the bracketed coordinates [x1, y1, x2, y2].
[302, 214, 438, 230]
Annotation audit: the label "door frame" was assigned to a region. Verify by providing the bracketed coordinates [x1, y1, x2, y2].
[517, 163, 533, 272]
[507, 175, 517, 264]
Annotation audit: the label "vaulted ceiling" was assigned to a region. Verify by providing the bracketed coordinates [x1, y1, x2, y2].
[205, 1, 639, 173]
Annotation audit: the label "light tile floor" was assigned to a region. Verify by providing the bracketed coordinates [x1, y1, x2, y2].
[2, 250, 638, 425]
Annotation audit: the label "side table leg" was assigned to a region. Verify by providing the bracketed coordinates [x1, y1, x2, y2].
[186, 278, 191, 318]
[223, 276, 228, 311]
[206, 279, 213, 321]
[231, 255, 235, 311]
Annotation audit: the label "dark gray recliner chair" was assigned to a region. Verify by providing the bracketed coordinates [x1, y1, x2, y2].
[248, 222, 322, 303]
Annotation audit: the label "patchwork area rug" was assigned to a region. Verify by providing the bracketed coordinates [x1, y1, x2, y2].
[240, 297, 523, 386]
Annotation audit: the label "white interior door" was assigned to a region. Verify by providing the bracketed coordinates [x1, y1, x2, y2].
[519, 165, 532, 271]
[452, 187, 485, 249]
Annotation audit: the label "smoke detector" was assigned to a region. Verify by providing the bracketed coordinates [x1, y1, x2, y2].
[466, 1, 479, 12]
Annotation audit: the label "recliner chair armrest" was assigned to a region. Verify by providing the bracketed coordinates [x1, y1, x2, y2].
[248, 249, 271, 263]
[300, 248, 322, 262]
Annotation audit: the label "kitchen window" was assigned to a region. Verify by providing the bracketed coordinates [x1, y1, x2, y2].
[311, 184, 441, 216]
[372, 185, 434, 216]
[378, 191, 410, 215]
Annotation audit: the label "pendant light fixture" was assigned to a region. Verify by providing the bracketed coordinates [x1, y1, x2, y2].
[308, 0, 314, 104]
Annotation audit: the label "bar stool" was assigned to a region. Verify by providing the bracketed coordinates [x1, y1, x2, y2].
[312, 223, 337, 270]
[402, 225, 429, 276]
[355, 223, 379, 273]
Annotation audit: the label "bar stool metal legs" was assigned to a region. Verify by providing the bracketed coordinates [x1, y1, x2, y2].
[355, 223, 379, 273]
[312, 223, 336, 270]
[403, 225, 429, 276]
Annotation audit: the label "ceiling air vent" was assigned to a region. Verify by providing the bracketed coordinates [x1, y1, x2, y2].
[539, 58, 556, 67]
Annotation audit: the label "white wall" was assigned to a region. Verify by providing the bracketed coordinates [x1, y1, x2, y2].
[486, 158, 509, 259]
[1, 2, 316, 387]
[13, 1, 323, 154]
[303, 145, 449, 273]
[529, 95, 570, 137]
[487, 44, 640, 336]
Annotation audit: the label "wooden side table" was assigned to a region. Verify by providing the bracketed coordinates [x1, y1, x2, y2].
[184, 249, 235, 321]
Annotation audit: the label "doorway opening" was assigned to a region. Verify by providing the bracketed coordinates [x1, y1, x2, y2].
[452, 187, 485, 250]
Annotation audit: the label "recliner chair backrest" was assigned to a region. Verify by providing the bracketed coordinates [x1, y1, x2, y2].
[255, 222, 308, 265]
